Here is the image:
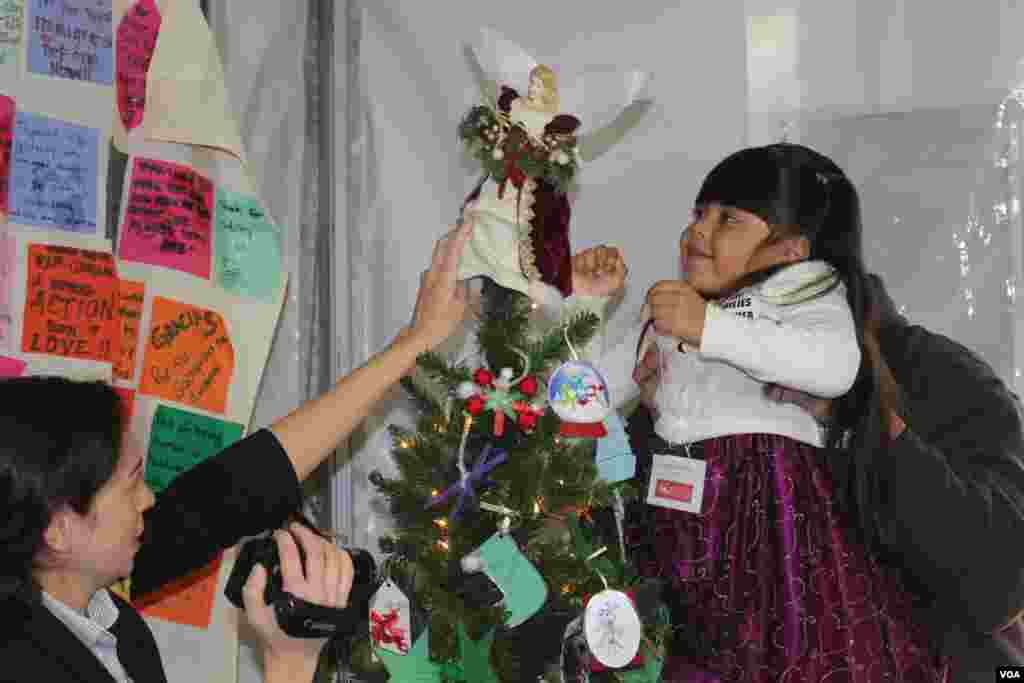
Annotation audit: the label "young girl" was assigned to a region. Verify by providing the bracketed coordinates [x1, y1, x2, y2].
[575, 143, 946, 681]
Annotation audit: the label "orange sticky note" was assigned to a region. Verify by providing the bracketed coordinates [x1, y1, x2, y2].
[139, 296, 234, 414]
[135, 553, 222, 629]
[114, 280, 145, 382]
[21, 245, 119, 362]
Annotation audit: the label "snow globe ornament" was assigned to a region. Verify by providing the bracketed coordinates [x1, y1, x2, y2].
[547, 359, 610, 437]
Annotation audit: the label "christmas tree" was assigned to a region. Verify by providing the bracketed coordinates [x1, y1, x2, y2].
[349, 282, 669, 682]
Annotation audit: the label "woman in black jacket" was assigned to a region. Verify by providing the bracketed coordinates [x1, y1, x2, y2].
[0, 221, 474, 683]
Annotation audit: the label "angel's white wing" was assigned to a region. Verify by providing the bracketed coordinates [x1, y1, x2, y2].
[559, 68, 650, 135]
[559, 68, 652, 161]
[470, 27, 538, 98]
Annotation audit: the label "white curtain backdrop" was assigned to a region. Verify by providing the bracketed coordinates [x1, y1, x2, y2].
[208, 2, 336, 681]
[747, 0, 1024, 390]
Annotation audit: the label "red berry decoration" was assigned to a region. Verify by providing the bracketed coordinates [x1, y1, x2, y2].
[473, 368, 494, 387]
[466, 395, 486, 416]
[518, 412, 538, 431]
[517, 375, 538, 397]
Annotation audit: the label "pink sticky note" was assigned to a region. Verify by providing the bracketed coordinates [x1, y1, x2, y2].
[118, 158, 213, 279]
[117, 0, 161, 132]
[0, 355, 25, 378]
[0, 94, 13, 216]
[0, 230, 13, 351]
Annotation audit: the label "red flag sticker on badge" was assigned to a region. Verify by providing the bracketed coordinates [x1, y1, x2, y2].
[647, 454, 706, 514]
[655, 479, 693, 503]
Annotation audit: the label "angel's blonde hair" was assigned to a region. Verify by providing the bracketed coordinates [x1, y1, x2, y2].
[530, 65, 559, 111]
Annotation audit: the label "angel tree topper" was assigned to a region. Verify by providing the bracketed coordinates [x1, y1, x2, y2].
[456, 28, 650, 307]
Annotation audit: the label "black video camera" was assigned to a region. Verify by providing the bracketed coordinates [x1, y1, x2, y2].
[224, 514, 377, 639]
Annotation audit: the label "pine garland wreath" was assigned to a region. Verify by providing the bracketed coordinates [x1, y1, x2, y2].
[458, 101, 579, 196]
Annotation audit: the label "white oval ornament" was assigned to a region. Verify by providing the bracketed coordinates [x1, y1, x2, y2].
[583, 589, 641, 669]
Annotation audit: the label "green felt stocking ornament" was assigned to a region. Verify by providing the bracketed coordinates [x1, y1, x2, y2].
[456, 623, 499, 683]
[375, 625, 442, 683]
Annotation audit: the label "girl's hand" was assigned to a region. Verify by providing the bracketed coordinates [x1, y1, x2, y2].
[633, 344, 661, 418]
[572, 245, 626, 298]
[764, 384, 833, 424]
[645, 280, 707, 346]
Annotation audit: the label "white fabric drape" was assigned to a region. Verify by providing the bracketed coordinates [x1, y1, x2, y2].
[748, 0, 1024, 392]
[208, 2, 337, 680]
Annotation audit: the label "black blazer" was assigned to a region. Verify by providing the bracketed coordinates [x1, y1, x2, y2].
[0, 429, 302, 683]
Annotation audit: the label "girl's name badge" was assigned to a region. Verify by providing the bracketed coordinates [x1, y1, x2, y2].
[646, 453, 706, 514]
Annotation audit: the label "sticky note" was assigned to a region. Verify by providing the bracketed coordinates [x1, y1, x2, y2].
[118, 157, 213, 279]
[213, 188, 281, 301]
[8, 112, 99, 233]
[0, 94, 13, 216]
[0, 229, 13, 350]
[28, 0, 114, 84]
[0, 0, 23, 67]
[112, 278, 143, 381]
[21, 244, 119, 363]
[136, 554, 222, 629]
[144, 404, 243, 494]
[139, 295, 234, 413]
[116, 0, 160, 131]
[0, 354, 25, 377]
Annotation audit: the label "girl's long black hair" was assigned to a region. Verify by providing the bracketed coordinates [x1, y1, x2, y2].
[695, 143, 892, 552]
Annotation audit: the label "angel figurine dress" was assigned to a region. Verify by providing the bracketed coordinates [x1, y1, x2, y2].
[456, 28, 650, 305]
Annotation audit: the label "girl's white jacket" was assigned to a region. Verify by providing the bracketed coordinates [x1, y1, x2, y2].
[554, 260, 861, 448]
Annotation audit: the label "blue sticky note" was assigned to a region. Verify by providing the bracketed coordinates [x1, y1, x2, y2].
[213, 188, 283, 301]
[28, 0, 114, 85]
[8, 112, 98, 233]
[596, 411, 636, 483]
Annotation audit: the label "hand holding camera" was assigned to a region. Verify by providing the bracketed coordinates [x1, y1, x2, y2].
[227, 518, 377, 651]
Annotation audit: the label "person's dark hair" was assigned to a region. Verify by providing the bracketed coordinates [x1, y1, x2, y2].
[0, 376, 124, 601]
[696, 142, 893, 552]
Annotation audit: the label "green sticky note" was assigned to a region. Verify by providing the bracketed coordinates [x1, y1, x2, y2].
[213, 188, 282, 301]
[476, 533, 548, 628]
[376, 626, 442, 683]
[145, 405, 244, 494]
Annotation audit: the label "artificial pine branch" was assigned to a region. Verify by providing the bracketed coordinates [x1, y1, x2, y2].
[416, 351, 472, 386]
[401, 375, 445, 417]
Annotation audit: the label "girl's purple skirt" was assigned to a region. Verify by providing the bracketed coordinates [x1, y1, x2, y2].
[625, 432, 948, 682]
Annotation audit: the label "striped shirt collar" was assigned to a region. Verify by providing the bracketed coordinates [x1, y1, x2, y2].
[40, 588, 121, 649]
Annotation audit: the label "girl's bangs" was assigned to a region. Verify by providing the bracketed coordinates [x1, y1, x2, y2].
[695, 147, 789, 227]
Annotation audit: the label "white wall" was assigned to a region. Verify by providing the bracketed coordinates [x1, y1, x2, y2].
[747, 0, 1024, 142]
[747, 0, 1024, 388]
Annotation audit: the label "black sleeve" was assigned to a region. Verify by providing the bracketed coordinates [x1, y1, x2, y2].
[877, 326, 1024, 634]
[130, 428, 302, 599]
